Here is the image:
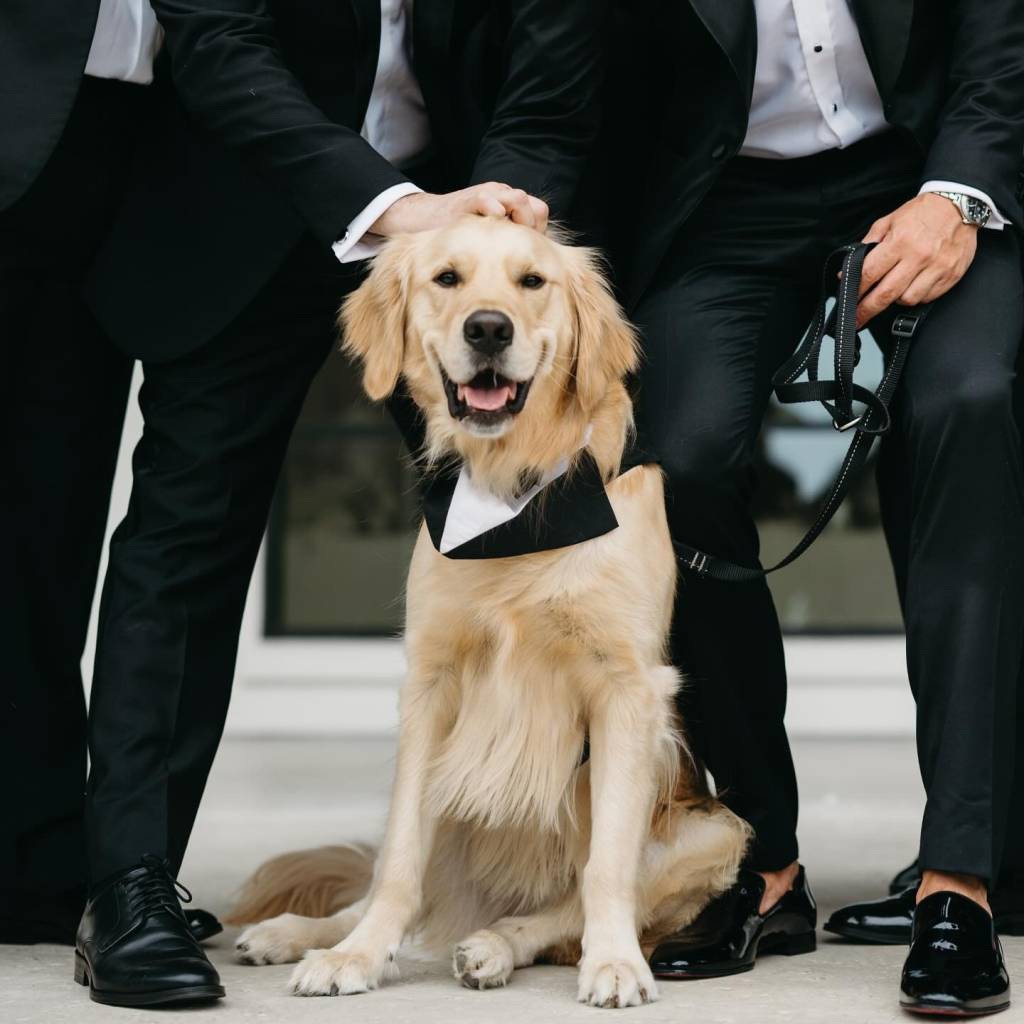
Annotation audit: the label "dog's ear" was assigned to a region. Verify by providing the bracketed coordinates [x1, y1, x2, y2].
[565, 247, 640, 413]
[339, 235, 415, 401]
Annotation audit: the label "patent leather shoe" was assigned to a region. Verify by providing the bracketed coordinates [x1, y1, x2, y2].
[891, 859, 922, 895]
[648, 865, 817, 978]
[186, 908, 224, 943]
[825, 885, 916, 944]
[75, 855, 225, 1006]
[900, 892, 1010, 1017]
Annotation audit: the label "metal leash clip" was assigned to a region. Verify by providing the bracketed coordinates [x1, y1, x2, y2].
[832, 414, 863, 432]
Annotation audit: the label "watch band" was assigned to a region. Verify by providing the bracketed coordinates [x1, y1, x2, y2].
[934, 190, 992, 228]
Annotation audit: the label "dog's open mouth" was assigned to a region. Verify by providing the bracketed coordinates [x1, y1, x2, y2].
[442, 368, 533, 422]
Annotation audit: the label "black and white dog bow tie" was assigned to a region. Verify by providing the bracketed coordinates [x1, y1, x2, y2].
[422, 449, 620, 560]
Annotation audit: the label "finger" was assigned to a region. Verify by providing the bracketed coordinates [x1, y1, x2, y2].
[898, 267, 947, 308]
[857, 238, 900, 298]
[496, 187, 537, 229]
[855, 261, 918, 328]
[528, 196, 549, 233]
[470, 194, 508, 218]
[861, 215, 892, 245]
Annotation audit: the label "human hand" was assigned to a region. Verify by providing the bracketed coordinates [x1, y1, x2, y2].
[855, 193, 978, 328]
[370, 182, 549, 237]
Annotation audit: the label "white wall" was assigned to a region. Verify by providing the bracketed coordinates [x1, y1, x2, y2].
[82, 365, 916, 739]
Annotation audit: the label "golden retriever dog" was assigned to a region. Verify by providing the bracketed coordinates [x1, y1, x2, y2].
[228, 215, 749, 1008]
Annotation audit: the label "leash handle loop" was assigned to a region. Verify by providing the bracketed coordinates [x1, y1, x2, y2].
[676, 242, 931, 583]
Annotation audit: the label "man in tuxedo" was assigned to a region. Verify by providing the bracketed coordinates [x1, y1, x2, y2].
[66, 0, 607, 1007]
[605, 1, 1024, 1014]
[0, 0, 157, 947]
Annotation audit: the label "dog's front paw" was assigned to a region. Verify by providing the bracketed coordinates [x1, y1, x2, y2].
[236, 914, 321, 965]
[577, 955, 658, 1009]
[288, 945, 396, 996]
[453, 930, 515, 990]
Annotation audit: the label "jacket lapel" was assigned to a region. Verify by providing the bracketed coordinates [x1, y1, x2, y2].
[687, 0, 757, 102]
[847, 0, 915, 96]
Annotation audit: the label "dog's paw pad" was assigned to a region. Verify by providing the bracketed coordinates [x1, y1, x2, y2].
[453, 931, 514, 990]
[578, 958, 658, 1008]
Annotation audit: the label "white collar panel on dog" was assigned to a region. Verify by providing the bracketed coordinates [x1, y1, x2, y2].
[435, 426, 597, 557]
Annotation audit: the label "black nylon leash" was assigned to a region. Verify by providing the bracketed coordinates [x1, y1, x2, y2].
[675, 242, 932, 583]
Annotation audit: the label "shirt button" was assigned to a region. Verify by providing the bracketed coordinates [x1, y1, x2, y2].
[711, 143, 728, 160]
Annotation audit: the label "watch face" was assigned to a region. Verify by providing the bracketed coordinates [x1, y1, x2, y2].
[965, 196, 991, 226]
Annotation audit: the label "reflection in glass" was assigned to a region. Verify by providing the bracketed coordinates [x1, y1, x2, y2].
[267, 340, 902, 636]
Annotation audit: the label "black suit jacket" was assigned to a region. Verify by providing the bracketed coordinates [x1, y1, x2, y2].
[0, 0, 103, 211]
[87, 0, 607, 360]
[604, 0, 1024, 307]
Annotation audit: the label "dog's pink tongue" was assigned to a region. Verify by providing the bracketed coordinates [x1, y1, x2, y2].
[460, 383, 513, 411]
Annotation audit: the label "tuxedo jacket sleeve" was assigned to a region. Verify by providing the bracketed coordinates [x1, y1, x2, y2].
[922, 0, 1024, 219]
[470, 0, 608, 222]
[150, 0, 408, 247]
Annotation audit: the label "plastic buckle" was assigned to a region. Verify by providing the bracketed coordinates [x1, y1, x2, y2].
[891, 314, 920, 339]
[833, 415, 863, 433]
[688, 551, 709, 575]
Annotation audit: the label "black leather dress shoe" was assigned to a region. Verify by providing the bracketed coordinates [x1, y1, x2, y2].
[901, 892, 1010, 1017]
[75, 856, 225, 1007]
[891, 859, 922, 895]
[830, 876, 1024, 944]
[649, 866, 817, 978]
[825, 886, 916, 945]
[185, 908, 224, 944]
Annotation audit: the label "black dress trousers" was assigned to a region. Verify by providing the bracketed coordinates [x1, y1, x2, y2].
[1, 77, 142, 935]
[632, 132, 1024, 880]
[84, 237, 366, 882]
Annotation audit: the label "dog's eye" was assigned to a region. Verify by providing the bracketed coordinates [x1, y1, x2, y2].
[520, 273, 545, 290]
[434, 269, 460, 288]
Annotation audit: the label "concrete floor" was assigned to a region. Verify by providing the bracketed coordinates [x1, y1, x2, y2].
[4, 736, 1021, 1023]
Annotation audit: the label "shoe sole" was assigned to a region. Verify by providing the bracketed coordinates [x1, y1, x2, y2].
[652, 929, 816, 980]
[900, 1000, 1010, 1018]
[74, 951, 226, 1007]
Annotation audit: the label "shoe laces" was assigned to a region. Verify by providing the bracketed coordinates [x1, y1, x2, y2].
[126, 855, 194, 919]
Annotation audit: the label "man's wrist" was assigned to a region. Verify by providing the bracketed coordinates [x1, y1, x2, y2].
[332, 182, 423, 264]
[919, 181, 1008, 231]
[932, 191, 990, 228]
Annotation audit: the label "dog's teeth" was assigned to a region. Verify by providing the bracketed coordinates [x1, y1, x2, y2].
[457, 384, 466, 401]
[509, 382, 518, 399]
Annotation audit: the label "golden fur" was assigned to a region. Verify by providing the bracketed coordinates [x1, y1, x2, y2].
[229, 216, 749, 1008]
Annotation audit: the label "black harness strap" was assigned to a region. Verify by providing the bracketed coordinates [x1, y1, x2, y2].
[675, 242, 932, 583]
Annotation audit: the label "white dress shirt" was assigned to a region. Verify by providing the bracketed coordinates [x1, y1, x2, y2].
[85, 0, 163, 85]
[743, 0, 1006, 228]
[333, 0, 431, 262]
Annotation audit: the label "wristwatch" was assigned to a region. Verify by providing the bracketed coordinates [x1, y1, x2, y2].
[933, 190, 992, 228]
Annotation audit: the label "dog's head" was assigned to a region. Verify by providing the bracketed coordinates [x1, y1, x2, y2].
[341, 215, 638, 489]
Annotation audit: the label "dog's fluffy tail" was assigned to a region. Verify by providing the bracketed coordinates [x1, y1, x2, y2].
[224, 843, 376, 925]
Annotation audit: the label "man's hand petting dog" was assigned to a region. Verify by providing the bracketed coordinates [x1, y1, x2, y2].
[370, 182, 550, 236]
[855, 192, 979, 327]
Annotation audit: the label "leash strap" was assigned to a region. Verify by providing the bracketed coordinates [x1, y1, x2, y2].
[675, 242, 932, 582]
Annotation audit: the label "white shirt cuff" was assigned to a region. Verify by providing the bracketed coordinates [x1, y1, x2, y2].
[331, 182, 423, 263]
[919, 181, 1010, 231]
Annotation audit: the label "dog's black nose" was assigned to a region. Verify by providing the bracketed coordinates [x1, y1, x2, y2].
[463, 310, 513, 356]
